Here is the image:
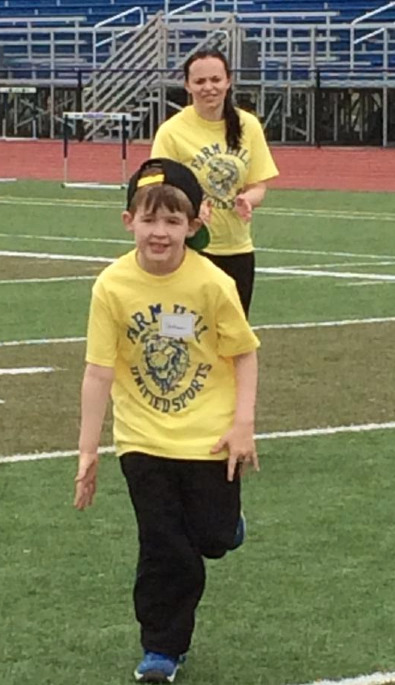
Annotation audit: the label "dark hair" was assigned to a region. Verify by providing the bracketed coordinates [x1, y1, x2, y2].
[183, 49, 242, 151]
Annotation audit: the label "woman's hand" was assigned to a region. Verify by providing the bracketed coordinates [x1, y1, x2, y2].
[199, 198, 212, 224]
[234, 194, 253, 222]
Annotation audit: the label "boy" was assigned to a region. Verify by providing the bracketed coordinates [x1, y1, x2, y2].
[74, 158, 260, 684]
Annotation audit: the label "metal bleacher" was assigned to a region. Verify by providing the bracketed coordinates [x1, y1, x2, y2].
[0, 0, 394, 144]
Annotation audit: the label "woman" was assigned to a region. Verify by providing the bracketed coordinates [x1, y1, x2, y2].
[151, 48, 279, 315]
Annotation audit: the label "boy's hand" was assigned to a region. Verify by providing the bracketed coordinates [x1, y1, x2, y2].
[74, 452, 99, 510]
[211, 422, 259, 482]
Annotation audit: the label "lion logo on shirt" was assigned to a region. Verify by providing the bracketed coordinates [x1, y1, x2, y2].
[143, 332, 190, 394]
[206, 157, 239, 199]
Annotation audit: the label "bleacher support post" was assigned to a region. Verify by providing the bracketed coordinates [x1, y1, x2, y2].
[315, 68, 322, 149]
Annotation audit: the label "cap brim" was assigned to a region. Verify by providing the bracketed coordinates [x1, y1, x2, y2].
[185, 225, 210, 251]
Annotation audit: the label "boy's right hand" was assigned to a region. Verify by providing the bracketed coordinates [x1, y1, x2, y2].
[74, 452, 99, 510]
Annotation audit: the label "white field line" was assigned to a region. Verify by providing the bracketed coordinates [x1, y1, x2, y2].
[0, 446, 114, 464]
[252, 316, 395, 330]
[0, 250, 114, 263]
[0, 366, 55, 375]
[0, 399, 4, 404]
[2, 195, 395, 223]
[256, 267, 395, 282]
[0, 231, 131, 245]
[2, 421, 395, 463]
[341, 281, 388, 287]
[3, 252, 395, 284]
[256, 207, 395, 222]
[286, 671, 395, 685]
[0, 197, 121, 209]
[0, 336, 85, 347]
[1, 232, 395, 262]
[255, 247, 395, 260]
[2, 316, 395, 348]
[255, 421, 395, 440]
[0, 275, 96, 285]
[279, 260, 395, 270]
[2, 232, 395, 263]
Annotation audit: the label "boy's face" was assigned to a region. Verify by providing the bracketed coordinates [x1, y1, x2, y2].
[122, 204, 200, 275]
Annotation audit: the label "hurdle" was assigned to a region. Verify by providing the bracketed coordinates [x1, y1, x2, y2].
[62, 111, 133, 190]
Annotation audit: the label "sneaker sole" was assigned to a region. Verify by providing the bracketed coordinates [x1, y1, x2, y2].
[134, 666, 179, 683]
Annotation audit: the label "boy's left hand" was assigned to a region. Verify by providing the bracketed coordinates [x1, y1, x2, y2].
[74, 452, 99, 510]
[211, 423, 259, 482]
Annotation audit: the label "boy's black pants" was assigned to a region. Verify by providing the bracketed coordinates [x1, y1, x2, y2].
[120, 452, 240, 658]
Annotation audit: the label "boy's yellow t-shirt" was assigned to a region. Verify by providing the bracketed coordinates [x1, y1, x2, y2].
[151, 106, 279, 255]
[86, 248, 260, 460]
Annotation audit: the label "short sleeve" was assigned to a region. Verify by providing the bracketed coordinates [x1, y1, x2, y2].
[85, 281, 118, 367]
[246, 115, 279, 184]
[215, 280, 260, 358]
[151, 122, 180, 160]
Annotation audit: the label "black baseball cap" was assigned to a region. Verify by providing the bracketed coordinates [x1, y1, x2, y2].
[126, 157, 210, 251]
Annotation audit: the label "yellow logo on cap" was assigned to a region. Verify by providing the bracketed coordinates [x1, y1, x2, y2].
[137, 173, 165, 188]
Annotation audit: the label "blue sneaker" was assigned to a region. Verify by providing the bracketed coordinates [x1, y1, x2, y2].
[134, 651, 183, 683]
[229, 512, 246, 550]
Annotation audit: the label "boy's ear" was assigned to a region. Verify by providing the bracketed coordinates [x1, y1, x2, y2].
[186, 217, 202, 237]
[122, 210, 134, 234]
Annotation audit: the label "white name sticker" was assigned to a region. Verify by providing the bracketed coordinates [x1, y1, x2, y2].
[159, 313, 196, 339]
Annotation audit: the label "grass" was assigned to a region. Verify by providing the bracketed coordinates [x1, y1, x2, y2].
[1, 181, 395, 685]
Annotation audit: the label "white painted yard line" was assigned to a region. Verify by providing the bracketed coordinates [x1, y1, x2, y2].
[255, 275, 311, 282]
[255, 247, 395, 260]
[287, 670, 395, 685]
[0, 250, 114, 263]
[279, 260, 395, 270]
[0, 197, 120, 209]
[0, 399, 4, 404]
[0, 445, 114, 464]
[2, 195, 395, 222]
[256, 266, 395, 282]
[255, 421, 395, 440]
[0, 275, 96, 285]
[0, 232, 131, 245]
[0, 366, 55, 375]
[2, 316, 395, 348]
[2, 420, 395, 464]
[0, 336, 85, 347]
[340, 281, 390, 287]
[256, 207, 395, 222]
[253, 316, 395, 330]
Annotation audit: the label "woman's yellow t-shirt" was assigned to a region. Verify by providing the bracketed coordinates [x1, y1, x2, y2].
[151, 106, 279, 255]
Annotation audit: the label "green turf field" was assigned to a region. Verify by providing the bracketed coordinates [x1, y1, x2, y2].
[1, 181, 395, 685]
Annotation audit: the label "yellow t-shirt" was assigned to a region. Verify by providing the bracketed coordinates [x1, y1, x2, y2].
[151, 106, 279, 255]
[86, 248, 260, 460]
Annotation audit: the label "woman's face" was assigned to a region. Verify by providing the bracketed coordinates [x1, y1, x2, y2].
[185, 57, 231, 118]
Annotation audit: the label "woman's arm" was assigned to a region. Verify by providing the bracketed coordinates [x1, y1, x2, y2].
[235, 181, 267, 221]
